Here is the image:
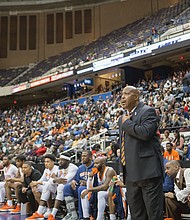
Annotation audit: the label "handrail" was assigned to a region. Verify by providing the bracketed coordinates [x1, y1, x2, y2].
[88, 130, 107, 150]
[62, 130, 108, 163]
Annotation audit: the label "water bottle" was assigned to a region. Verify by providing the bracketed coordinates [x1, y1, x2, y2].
[109, 176, 117, 192]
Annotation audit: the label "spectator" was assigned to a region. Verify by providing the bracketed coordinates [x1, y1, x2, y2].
[161, 146, 174, 193]
[182, 71, 190, 95]
[164, 142, 180, 161]
[172, 130, 184, 158]
[161, 130, 172, 142]
[182, 145, 190, 161]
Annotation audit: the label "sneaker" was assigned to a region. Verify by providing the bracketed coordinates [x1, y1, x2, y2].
[44, 208, 52, 218]
[164, 219, 174, 220]
[62, 213, 78, 220]
[47, 214, 55, 220]
[10, 205, 21, 214]
[0, 203, 14, 212]
[25, 212, 44, 220]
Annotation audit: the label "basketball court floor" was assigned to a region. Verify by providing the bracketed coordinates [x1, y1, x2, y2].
[0, 213, 26, 220]
[0, 212, 62, 220]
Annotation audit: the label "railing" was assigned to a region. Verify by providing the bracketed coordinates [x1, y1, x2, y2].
[62, 130, 107, 163]
[88, 130, 107, 150]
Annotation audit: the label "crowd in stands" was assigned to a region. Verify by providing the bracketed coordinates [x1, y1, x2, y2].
[1, 68, 190, 219]
[0, 67, 189, 164]
[0, 0, 190, 87]
[0, 0, 190, 219]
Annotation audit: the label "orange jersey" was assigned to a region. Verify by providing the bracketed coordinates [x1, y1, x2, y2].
[164, 149, 180, 160]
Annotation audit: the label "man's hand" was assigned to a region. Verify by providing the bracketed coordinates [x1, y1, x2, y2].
[81, 189, 89, 199]
[22, 187, 28, 193]
[51, 173, 57, 178]
[79, 180, 87, 186]
[115, 179, 125, 187]
[70, 180, 77, 190]
[54, 178, 67, 184]
[109, 180, 115, 187]
[5, 177, 14, 183]
[6, 182, 13, 187]
[30, 181, 38, 187]
[5, 178, 12, 182]
[165, 192, 175, 199]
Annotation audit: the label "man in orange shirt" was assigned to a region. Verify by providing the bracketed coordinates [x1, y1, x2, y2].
[164, 142, 180, 161]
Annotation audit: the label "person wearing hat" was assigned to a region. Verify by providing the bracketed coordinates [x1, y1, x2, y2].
[27, 154, 59, 219]
[27, 154, 78, 220]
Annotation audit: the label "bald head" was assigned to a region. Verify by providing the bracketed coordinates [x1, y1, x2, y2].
[95, 157, 106, 164]
[125, 86, 140, 96]
[94, 156, 106, 171]
[121, 85, 140, 111]
[165, 160, 181, 178]
[166, 160, 180, 167]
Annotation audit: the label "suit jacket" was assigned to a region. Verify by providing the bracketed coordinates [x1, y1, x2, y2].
[118, 102, 164, 182]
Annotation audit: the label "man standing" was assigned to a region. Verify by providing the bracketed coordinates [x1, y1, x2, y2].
[119, 85, 164, 220]
[17, 161, 42, 215]
[164, 160, 190, 220]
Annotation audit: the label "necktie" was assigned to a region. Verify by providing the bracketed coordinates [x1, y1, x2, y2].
[121, 131, 126, 166]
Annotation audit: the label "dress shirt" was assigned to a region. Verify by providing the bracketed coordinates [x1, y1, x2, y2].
[175, 168, 190, 203]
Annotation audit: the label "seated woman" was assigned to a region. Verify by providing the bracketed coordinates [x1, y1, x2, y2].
[172, 130, 184, 159]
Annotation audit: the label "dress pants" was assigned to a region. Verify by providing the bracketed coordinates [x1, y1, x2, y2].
[165, 197, 190, 220]
[126, 176, 163, 220]
[18, 187, 37, 213]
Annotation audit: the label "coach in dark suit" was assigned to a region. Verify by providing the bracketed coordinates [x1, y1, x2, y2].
[119, 85, 164, 220]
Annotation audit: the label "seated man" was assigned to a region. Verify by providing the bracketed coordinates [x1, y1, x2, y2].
[63, 150, 94, 220]
[17, 161, 42, 216]
[81, 156, 116, 220]
[161, 146, 174, 193]
[0, 156, 18, 210]
[27, 154, 59, 219]
[164, 142, 180, 161]
[164, 160, 190, 220]
[27, 154, 78, 220]
[4, 155, 26, 214]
